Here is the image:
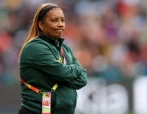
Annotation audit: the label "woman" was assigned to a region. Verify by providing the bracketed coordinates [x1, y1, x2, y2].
[18, 3, 87, 114]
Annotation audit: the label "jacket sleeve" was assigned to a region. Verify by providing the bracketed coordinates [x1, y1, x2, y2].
[67, 47, 88, 90]
[21, 41, 82, 83]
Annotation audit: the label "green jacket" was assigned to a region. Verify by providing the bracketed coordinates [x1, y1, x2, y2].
[20, 33, 87, 114]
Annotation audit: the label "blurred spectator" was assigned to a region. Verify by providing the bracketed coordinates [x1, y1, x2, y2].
[0, 0, 147, 84]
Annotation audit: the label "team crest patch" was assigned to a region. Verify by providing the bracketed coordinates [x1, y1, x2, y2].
[57, 57, 62, 63]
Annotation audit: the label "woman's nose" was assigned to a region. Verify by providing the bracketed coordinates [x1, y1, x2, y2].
[58, 20, 64, 27]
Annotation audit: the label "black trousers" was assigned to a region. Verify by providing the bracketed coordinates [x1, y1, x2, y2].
[18, 106, 37, 114]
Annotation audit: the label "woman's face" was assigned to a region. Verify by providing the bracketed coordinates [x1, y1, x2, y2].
[39, 8, 65, 39]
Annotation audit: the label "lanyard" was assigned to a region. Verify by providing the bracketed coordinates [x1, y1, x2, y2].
[61, 48, 66, 64]
[20, 78, 58, 94]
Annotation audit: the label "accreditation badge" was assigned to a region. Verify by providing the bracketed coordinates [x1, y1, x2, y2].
[42, 92, 51, 114]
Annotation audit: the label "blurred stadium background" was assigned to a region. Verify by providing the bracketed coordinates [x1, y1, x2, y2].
[0, 0, 147, 114]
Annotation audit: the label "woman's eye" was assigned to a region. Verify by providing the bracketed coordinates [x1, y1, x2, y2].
[52, 20, 57, 22]
[61, 19, 65, 22]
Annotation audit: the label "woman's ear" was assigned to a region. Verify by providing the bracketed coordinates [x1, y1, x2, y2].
[38, 21, 44, 31]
